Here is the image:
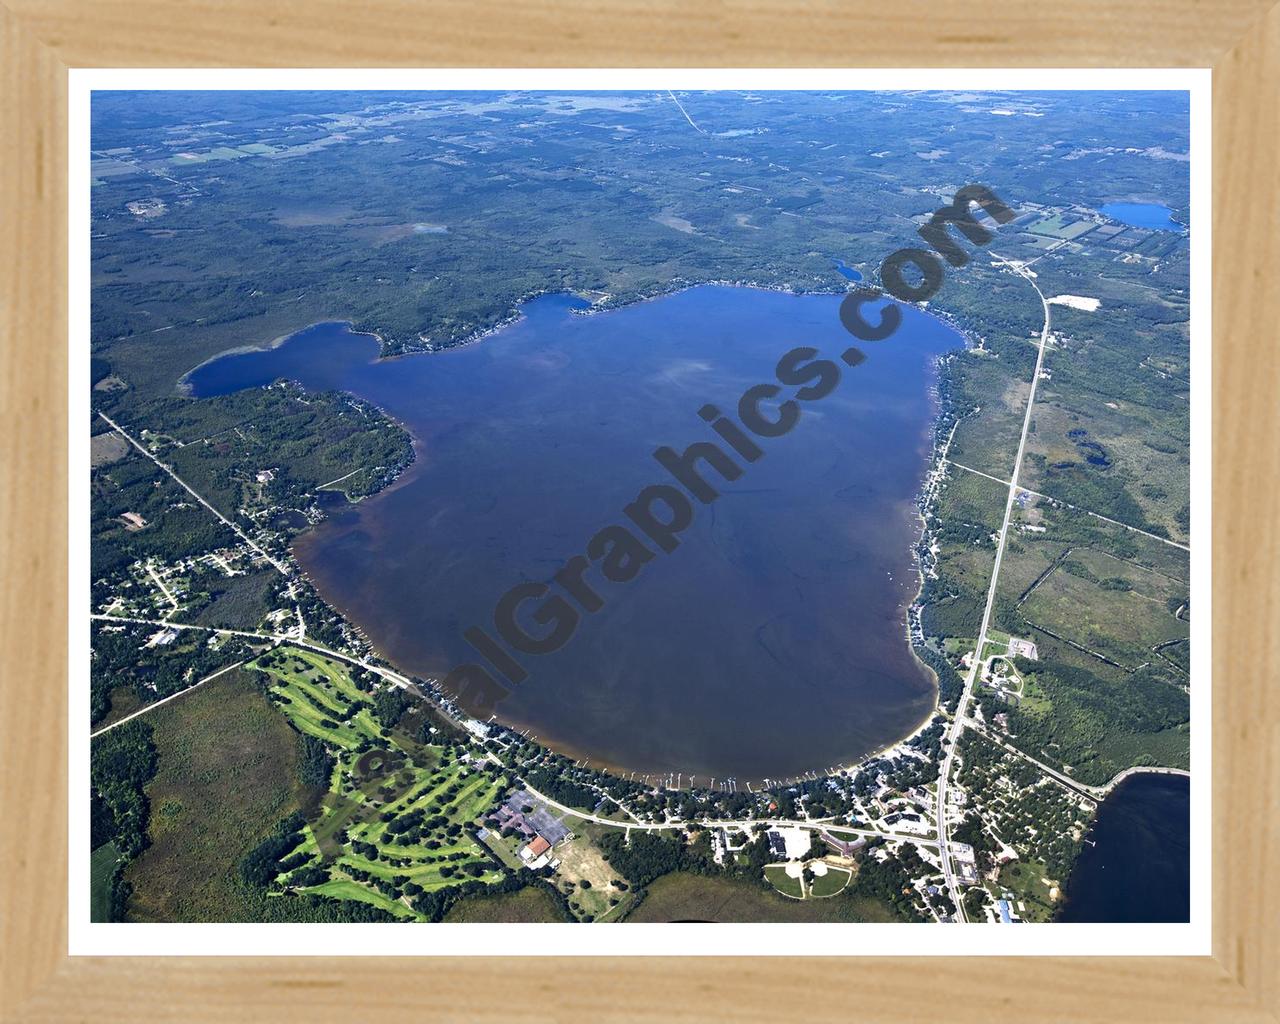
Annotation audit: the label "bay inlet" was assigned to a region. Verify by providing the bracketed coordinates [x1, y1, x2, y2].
[1059, 772, 1190, 922]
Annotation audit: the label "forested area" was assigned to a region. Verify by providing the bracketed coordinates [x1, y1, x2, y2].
[998, 658, 1189, 786]
[91, 620, 255, 725]
[90, 721, 158, 921]
[90, 448, 239, 584]
[844, 841, 928, 922]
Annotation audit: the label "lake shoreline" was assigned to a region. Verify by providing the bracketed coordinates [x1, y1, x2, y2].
[187, 284, 982, 789]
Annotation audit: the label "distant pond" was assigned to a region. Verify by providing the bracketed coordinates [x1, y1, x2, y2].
[1098, 202, 1184, 232]
[186, 286, 966, 784]
[832, 259, 863, 282]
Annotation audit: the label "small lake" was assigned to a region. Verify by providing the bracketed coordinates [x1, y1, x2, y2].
[1059, 772, 1190, 922]
[187, 286, 964, 783]
[1098, 202, 1184, 232]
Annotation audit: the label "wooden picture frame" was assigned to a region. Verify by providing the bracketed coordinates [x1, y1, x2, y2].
[2, 2, 1276, 1019]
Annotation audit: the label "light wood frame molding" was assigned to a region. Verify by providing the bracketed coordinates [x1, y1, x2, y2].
[2, 2, 1276, 1020]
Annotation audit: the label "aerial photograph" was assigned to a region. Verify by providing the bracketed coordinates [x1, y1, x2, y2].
[87, 88, 1193, 927]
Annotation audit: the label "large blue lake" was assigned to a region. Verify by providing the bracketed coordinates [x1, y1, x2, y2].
[188, 286, 963, 783]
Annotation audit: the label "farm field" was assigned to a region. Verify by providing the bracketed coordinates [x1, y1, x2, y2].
[999, 499, 1189, 605]
[1027, 213, 1096, 240]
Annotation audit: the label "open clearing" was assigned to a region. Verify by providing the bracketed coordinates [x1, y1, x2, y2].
[1046, 294, 1101, 312]
[121, 667, 306, 922]
[444, 885, 570, 923]
[552, 835, 627, 921]
[1020, 549, 1187, 668]
[626, 872, 896, 923]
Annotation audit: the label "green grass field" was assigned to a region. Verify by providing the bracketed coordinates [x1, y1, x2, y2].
[764, 864, 804, 898]
[1019, 232, 1065, 250]
[258, 648, 384, 748]
[478, 827, 527, 871]
[299, 878, 417, 920]
[808, 865, 852, 898]
[997, 860, 1059, 922]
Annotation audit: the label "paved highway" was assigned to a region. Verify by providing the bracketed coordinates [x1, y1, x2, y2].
[934, 255, 1053, 921]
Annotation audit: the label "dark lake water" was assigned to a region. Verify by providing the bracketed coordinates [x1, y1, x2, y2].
[187, 286, 963, 783]
[1098, 202, 1183, 232]
[1059, 773, 1190, 922]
